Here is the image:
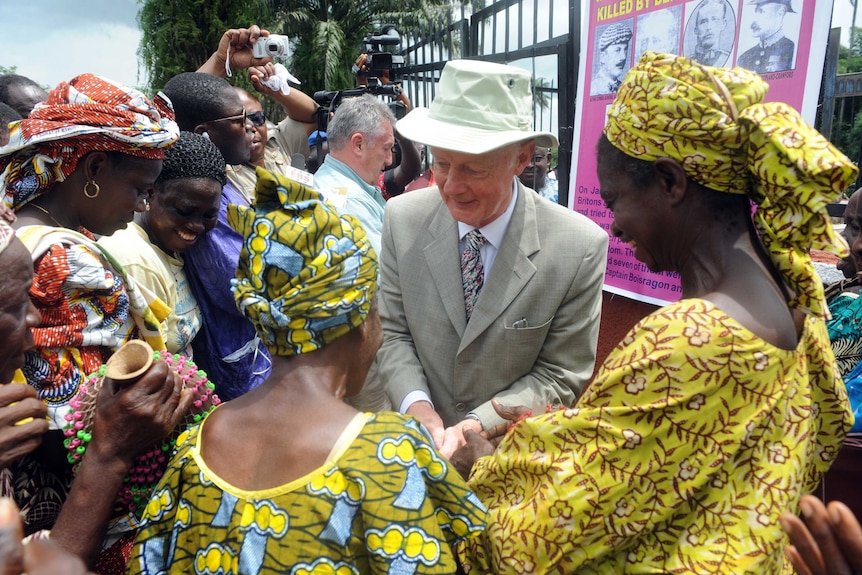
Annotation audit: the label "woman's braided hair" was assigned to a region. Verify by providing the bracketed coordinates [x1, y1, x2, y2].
[156, 131, 227, 187]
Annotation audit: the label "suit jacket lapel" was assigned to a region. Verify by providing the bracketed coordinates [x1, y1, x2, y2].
[424, 200, 468, 336]
[460, 183, 540, 352]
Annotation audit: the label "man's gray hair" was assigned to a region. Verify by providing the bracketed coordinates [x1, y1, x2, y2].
[327, 93, 397, 151]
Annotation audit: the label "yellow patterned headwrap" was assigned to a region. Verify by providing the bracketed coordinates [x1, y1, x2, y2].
[605, 52, 858, 318]
[227, 167, 378, 357]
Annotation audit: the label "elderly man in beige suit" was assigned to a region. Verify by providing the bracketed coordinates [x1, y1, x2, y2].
[379, 59, 608, 457]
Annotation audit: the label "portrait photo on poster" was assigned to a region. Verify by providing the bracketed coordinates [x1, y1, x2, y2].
[736, 0, 800, 74]
[591, 20, 634, 96]
[634, 6, 683, 63]
[683, 0, 736, 68]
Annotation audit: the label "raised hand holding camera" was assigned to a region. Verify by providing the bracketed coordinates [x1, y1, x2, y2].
[197, 25, 273, 78]
[253, 35, 290, 59]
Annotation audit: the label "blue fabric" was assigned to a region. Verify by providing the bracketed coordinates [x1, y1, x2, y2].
[314, 155, 386, 255]
[184, 181, 272, 400]
[843, 359, 862, 433]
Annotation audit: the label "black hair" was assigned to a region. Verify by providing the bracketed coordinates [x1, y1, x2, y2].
[0, 74, 42, 105]
[0, 102, 21, 132]
[162, 72, 237, 131]
[156, 131, 227, 187]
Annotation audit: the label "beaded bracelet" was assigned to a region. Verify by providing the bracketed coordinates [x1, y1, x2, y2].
[62, 341, 221, 517]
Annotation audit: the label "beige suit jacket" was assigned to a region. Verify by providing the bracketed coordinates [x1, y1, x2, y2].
[378, 183, 608, 428]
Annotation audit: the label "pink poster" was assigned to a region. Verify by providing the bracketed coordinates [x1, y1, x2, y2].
[570, 0, 835, 305]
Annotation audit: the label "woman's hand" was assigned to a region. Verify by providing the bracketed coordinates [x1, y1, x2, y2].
[480, 399, 532, 447]
[89, 360, 192, 469]
[0, 384, 48, 470]
[781, 495, 862, 575]
[0, 498, 92, 575]
[449, 430, 494, 480]
[449, 400, 532, 480]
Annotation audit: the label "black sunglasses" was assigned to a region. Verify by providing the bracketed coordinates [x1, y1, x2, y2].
[247, 111, 266, 127]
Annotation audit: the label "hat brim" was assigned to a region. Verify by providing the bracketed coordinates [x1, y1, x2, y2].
[396, 107, 559, 155]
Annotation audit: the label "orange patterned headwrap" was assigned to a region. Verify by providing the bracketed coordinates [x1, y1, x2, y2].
[604, 52, 858, 318]
[0, 74, 179, 211]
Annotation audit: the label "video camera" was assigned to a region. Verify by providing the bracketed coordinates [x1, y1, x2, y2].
[313, 83, 406, 134]
[359, 24, 405, 82]
[310, 25, 407, 155]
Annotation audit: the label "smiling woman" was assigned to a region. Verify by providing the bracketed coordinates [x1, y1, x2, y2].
[99, 131, 226, 356]
[455, 52, 858, 574]
[0, 73, 196, 573]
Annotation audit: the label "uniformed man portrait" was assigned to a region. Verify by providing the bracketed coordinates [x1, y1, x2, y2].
[737, 0, 797, 73]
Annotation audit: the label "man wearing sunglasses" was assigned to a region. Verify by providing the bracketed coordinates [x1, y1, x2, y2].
[158, 25, 287, 402]
[228, 80, 317, 203]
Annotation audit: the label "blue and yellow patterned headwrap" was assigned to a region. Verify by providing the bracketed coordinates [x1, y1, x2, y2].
[605, 52, 858, 318]
[227, 167, 378, 356]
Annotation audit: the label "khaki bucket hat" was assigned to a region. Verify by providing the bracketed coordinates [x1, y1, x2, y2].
[396, 59, 558, 154]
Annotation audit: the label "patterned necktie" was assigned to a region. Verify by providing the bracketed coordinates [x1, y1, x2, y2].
[461, 229, 487, 320]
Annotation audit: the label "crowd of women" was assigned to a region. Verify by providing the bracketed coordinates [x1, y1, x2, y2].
[0, 24, 859, 575]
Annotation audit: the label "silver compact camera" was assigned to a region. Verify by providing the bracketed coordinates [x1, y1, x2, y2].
[253, 35, 290, 58]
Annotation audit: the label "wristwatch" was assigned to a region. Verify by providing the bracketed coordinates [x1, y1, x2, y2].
[464, 413, 483, 429]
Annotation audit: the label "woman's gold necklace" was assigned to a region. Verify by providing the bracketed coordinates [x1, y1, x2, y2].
[29, 203, 66, 228]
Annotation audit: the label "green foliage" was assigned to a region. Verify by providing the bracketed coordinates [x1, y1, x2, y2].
[266, 0, 458, 94]
[138, 0, 270, 94]
[833, 26, 862, 185]
[0, 65, 17, 76]
[838, 27, 862, 74]
[532, 77, 552, 112]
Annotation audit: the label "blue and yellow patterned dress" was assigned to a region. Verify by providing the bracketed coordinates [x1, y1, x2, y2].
[127, 410, 486, 574]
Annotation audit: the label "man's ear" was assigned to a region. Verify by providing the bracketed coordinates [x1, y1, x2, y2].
[652, 157, 688, 206]
[514, 140, 536, 173]
[350, 132, 365, 156]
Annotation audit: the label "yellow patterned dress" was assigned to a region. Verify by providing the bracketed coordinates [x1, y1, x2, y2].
[458, 299, 852, 574]
[128, 411, 486, 575]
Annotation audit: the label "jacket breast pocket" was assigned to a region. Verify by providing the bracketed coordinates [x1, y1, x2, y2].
[501, 315, 554, 368]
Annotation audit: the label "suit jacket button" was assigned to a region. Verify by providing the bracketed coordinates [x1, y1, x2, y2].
[455, 402, 466, 412]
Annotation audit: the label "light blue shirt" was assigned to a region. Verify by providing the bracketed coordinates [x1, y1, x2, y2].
[314, 155, 386, 254]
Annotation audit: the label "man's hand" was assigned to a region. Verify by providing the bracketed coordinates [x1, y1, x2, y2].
[249, 64, 279, 96]
[406, 400, 446, 449]
[197, 26, 272, 77]
[781, 495, 862, 575]
[0, 384, 48, 470]
[89, 361, 193, 469]
[353, 54, 370, 86]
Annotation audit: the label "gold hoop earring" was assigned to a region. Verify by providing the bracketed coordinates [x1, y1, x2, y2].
[83, 180, 100, 199]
